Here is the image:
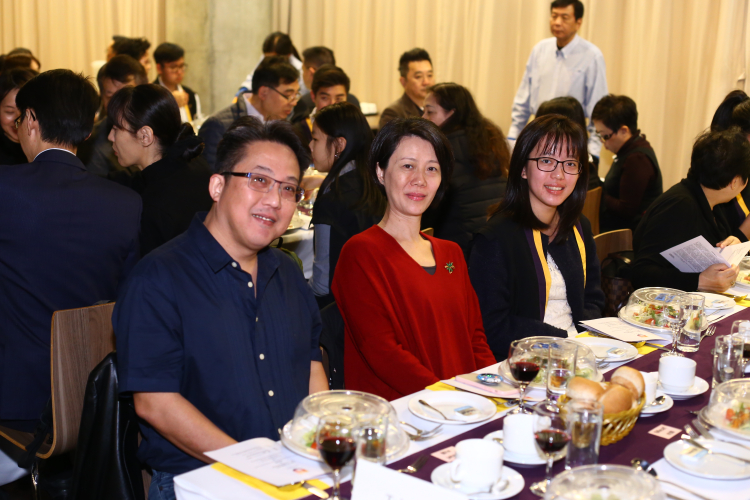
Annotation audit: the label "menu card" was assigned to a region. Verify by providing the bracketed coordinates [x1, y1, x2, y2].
[205, 437, 326, 487]
[579, 317, 668, 343]
[351, 460, 467, 500]
[660, 236, 750, 272]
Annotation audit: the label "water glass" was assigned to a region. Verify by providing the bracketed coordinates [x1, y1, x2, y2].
[546, 342, 578, 402]
[661, 293, 686, 357]
[712, 334, 744, 388]
[731, 320, 750, 374]
[677, 293, 705, 352]
[564, 399, 603, 470]
[355, 413, 388, 465]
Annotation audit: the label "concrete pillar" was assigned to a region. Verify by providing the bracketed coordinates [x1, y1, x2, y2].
[165, 0, 272, 116]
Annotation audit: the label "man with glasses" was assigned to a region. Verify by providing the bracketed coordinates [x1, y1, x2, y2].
[115, 117, 327, 497]
[154, 42, 202, 125]
[508, 0, 608, 161]
[199, 56, 300, 170]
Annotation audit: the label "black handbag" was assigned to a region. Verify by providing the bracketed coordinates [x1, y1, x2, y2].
[601, 251, 635, 317]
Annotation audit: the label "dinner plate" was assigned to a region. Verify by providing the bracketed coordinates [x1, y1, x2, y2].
[735, 271, 750, 290]
[663, 438, 750, 480]
[286, 212, 306, 231]
[696, 292, 735, 311]
[573, 337, 638, 362]
[482, 430, 565, 465]
[658, 377, 709, 400]
[618, 306, 708, 334]
[431, 462, 525, 499]
[640, 392, 673, 416]
[408, 392, 497, 425]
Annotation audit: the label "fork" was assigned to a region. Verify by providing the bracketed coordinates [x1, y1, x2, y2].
[701, 325, 717, 341]
[396, 455, 429, 474]
[399, 421, 442, 441]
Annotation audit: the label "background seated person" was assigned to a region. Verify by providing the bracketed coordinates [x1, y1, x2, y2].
[308, 102, 386, 308]
[535, 96, 602, 190]
[711, 90, 750, 238]
[107, 84, 213, 255]
[237, 32, 305, 95]
[292, 64, 350, 148]
[469, 115, 604, 361]
[632, 128, 750, 292]
[379, 48, 434, 128]
[111, 36, 152, 73]
[115, 117, 327, 498]
[592, 94, 662, 232]
[0, 68, 37, 166]
[422, 82, 510, 258]
[153, 42, 202, 125]
[331, 118, 496, 401]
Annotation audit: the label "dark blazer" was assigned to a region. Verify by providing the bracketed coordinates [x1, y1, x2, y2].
[0, 150, 141, 423]
[153, 77, 198, 118]
[197, 97, 248, 171]
[469, 214, 604, 361]
[379, 93, 423, 129]
[290, 92, 362, 124]
[632, 178, 746, 291]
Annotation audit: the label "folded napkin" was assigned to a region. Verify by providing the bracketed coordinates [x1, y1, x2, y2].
[575, 332, 657, 355]
[425, 381, 511, 410]
[211, 463, 329, 500]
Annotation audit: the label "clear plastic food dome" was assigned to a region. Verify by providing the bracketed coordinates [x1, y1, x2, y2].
[545, 464, 665, 500]
[619, 287, 685, 332]
[703, 379, 750, 439]
[280, 390, 409, 462]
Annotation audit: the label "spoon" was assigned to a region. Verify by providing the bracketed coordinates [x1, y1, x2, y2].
[418, 399, 462, 421]
[649, 395, 666, 406]
[631, 458, 713, 500]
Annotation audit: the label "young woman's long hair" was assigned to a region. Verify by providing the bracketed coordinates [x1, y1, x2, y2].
[711, 90, 749, 132]
[314, 102, 385, 215]
[488, 114, 589, 243]
[428, 82, 510, 180]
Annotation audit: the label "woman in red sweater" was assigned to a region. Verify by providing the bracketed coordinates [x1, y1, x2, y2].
[331, 118, 497, 401]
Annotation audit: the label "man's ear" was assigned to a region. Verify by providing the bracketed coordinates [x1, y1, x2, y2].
[399, 76, 407, 89]
[208, 173, 226, 202]
[258, 86, 269, 101]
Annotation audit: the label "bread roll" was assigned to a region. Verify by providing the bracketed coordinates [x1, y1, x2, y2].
[598, 384, 633, 414]
[566, 376, 605, 401]
[611, 366, 645, 401]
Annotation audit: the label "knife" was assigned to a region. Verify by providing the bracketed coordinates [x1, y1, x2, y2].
[692, 418, 713, 440]
[682, 436, 750, 464]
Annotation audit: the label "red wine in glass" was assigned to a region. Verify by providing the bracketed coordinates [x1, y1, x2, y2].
[318, 437, 357, 470]
[510, 361, 540, 383]
[534, 429, 571, 454]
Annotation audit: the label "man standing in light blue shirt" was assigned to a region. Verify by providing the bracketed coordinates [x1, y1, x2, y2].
[509, 0, 607, 159]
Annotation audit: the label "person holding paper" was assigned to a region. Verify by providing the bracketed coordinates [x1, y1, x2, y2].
[632, 128, 750, 292]
[469, 114, 605, 361]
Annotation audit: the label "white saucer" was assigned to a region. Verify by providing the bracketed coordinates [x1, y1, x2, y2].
[573, 336, 638, 363]
[640, 392, 674, 416]
[408, 392, 497, 425]
[658, 376, 709, 400]
[431, 462, 525, 499]
[664, 438, 750, 480]
[482, 430, 564, 465]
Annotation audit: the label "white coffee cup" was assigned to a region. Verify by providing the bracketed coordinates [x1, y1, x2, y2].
[502, 413, 537, 456]
[658, 356, 696, 393]
[449, 439, 504, 492]
[641, 371, 658, 404]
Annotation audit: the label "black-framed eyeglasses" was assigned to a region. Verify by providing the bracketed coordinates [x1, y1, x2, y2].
[223, 172, 304, 202]
[595, 130, 615, 141]
[14, 109, 35, 130]
[164, 63, 188, 72]
[269, 86, 302, 103]
[528, 157, 582, 175]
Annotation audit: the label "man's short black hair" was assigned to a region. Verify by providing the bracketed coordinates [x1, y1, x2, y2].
[215, 116, 310, 178]
[302, 46, 335, 69]
[112, 37, 151, 60]
[592, 94, 639, 135]
[261, 32, 301, 60]
[551, 0, 584, 19]
[311, 65, 350, 95]
[15, 69, 99, 148]
[250, 56, 299, 94]
[98, 55, 148, 89]
[687, 128, 750, 190]
[398, 48, 432, 78]
[153, 42, 185, 65]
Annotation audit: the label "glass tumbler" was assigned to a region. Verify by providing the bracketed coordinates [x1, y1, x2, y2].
[712, 334, 744, 388]
[546, 342, 578, 403]
[564, 399, 603, 470]
[355, 413, 388, 465]
[677, 293, 705, 352]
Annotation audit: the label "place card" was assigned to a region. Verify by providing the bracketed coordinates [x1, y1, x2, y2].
[431, 446, 457, 463]
[648, 424, 681, 439]
[351, 459, 467, 500]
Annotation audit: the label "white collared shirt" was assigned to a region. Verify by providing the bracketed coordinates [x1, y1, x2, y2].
[156, 77, 203, 125]
[242, 94, 266, 123]
[33, 148, 76, 161]
[509, 34, 608, 157]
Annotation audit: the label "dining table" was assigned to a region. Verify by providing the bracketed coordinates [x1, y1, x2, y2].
[174, 305, 750, 500]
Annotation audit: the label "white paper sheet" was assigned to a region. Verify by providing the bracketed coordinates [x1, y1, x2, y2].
[660, 236, 750, 273]
[351, 460, 467, 500]
[579, 317, 668, 342]
[204, 438, 325, 487]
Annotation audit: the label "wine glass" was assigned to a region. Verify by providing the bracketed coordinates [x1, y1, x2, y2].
[507, 339, 545, 414]
[660, 293, 686, 357]
[530, 402, 570, 497]
[316, 415, 357, 500]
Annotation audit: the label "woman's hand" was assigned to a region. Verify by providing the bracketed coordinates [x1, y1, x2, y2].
[698, 263, 739, 292]
[716, 236, 741, 249]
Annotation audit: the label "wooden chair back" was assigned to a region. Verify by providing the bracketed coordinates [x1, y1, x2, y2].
[593, 229, 633, 264]
[582, 186, 602, 235]
[0, 303, 115, 458]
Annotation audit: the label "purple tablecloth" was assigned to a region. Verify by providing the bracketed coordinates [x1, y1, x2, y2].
[303, 308, 747, 499]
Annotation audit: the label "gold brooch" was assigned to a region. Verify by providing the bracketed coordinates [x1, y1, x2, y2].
[445, 262, 455, 274]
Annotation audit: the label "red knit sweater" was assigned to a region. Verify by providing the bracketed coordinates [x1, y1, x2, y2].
[331, 225, 497, 401]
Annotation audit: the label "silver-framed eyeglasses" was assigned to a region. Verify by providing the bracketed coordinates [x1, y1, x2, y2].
[528, 157, 582, 175]
[269, 86, 302, 103]
[223, 172, 305, 203]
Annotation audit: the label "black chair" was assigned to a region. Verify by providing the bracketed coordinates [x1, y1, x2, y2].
[319, 301, 345, 390]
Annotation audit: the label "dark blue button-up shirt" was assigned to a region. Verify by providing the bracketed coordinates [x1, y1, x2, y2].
[115, 214, 322, 474]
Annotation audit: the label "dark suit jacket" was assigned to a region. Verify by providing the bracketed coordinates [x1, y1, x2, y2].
[379, 93, 423, 129]
[153, 77, 198, 118]
[0, 150, 142, 422]
[290, 92, 362, 124]
[197, 97, 248, 171]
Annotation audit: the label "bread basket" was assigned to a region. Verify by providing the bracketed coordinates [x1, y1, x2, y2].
[561, 384, 644, 446]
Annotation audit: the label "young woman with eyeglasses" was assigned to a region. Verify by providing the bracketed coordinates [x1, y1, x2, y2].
[469, 114, 604, 361]
[0, 68, 37, 165]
